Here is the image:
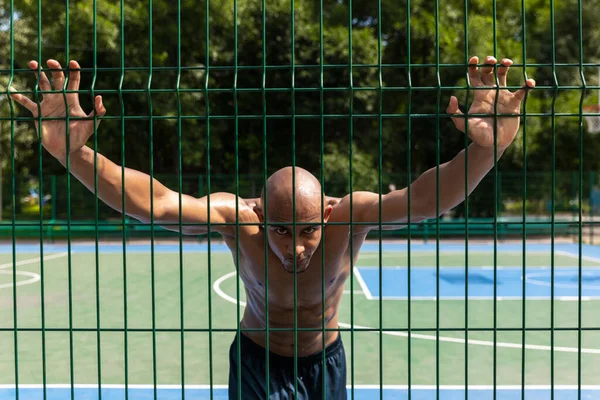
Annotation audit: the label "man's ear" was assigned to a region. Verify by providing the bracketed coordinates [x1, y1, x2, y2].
[253, 206, 265, 223]
[323, 204, 334, 223]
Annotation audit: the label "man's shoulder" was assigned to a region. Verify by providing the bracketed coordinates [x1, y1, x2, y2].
[236, 198, 260, 222]
[327, 191, 381, 223]
[333, 191, 380, 207]
[241, 197, 260, 209]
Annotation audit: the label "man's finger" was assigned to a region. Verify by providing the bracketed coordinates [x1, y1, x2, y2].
[447, 96, 465, 132]
[497, 58, 513, 87]
[468, 56, 483, 87]
[47, 59, 65, 90]
[67, 60, 81, 105]
[513, 78, 536, 102]
[481, 56, 497, 86]
[9, 87, 39, 116]
[29, 60, 51, 92]
[86, 95, 107, 130]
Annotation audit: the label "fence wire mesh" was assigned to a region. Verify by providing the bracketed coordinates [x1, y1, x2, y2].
[2, 0, 600, 399]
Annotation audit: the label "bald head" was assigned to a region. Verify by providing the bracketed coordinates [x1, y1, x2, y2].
[260, 167, 323, 221]
[256, 167, 333, 271]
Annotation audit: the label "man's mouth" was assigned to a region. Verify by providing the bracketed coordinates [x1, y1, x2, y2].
[282, 258, 310, 273]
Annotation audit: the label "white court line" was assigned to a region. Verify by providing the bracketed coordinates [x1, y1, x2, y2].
[337, 322, 600, 355]
[0, 252, 68, 270]
[353, 267, 373, 300]
[213, 271, 600, 355]
[353, 296, 595, 301]
[359, 253, 436, 259]
[355, 265, 600, 270]
[2, 384, 600, 390]
[343, 290, 365, 295]
[0, 271, 41, 290]
[556, 250, 600, 264]
[0, 252, 68, 291]
[358, 250, 527, 256]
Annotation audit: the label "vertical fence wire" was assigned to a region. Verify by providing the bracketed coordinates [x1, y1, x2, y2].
[289, 1, 299, 397]
[62, 2, 76, 398]
[261, 0, 270, 395]
[35, 0, 48, 396]
[347, 2, 356, 398]
[491, 2, 499, 398]
[577, 1, 586, 397]
[377, 0, 384, 398]
[118, 0, 129, 395]
[434, 0, 441, 396]
[146, 1, 158, 397]
[91, 0, 102, 396]
[176, 0, 185, 396]
[8, 0, 18, 397]
[319, 0, 327, 397]
[203, 0, 215, 396]
[520, 0, 528, 396]
[549, 0, 557, 397]
[462, 0, 471, 397]
[233, 0, 242, 397]
[405, 1, 413, 398]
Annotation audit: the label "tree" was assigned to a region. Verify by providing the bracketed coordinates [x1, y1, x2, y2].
[3, 0, 600, 219]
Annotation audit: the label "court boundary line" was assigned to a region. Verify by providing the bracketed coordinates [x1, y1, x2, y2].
[2, 384, 600, 390]
[342, 290, 365, 295]
[356, 265, 600, 270]
[353, 267, 373, 299]
[213, 271, 600, 355]
[556, 250, 600, 264]
[0, 383, 600, 391]
[353, 295, 596, 301]
[0, 253, 68, 291]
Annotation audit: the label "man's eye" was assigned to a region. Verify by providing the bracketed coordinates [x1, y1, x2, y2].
[303, 227, 316, 234]
[275, 228, 288, 235]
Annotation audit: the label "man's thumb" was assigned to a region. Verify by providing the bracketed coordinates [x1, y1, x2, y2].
[87, 95, 106, 129]
[447, 96, 465, 132]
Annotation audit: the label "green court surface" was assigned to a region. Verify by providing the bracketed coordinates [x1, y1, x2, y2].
[1, 244, 599, 388]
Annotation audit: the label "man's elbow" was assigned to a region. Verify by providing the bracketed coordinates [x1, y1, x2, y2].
[130, 200, 167, 224]
[416, 201, 452, 221]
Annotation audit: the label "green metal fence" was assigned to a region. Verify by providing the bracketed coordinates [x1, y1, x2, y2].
[3, 172, 599, 241]
[3, 0, 600, 399]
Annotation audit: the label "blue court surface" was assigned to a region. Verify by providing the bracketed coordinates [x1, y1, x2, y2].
[356, 267, 600, 300]
[2, 386, 600, 400]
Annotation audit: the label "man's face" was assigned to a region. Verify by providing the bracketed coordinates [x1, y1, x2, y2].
[259, 200, 332, 273]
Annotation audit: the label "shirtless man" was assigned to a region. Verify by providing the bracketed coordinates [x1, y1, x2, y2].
[11, 56, 534, 399]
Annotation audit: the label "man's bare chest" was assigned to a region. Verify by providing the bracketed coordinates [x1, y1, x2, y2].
[225, 230, 359, 307]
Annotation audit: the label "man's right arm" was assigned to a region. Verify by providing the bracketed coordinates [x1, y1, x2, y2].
[9, 58, 241, 236]
[66, 146, 240, 236]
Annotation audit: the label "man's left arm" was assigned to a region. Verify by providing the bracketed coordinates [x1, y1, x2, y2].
[350, 143, 499, 231]
[352, 55, 535, 231]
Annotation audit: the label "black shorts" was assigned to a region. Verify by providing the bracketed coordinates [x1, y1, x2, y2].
[228, 333, 347, 400]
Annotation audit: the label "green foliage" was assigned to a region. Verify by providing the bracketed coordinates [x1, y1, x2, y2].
[323, 142, 379, 195]
[2, 0, 600, 218]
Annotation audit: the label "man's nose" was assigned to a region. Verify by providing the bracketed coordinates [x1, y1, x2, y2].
[287, 244, 305, 258]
